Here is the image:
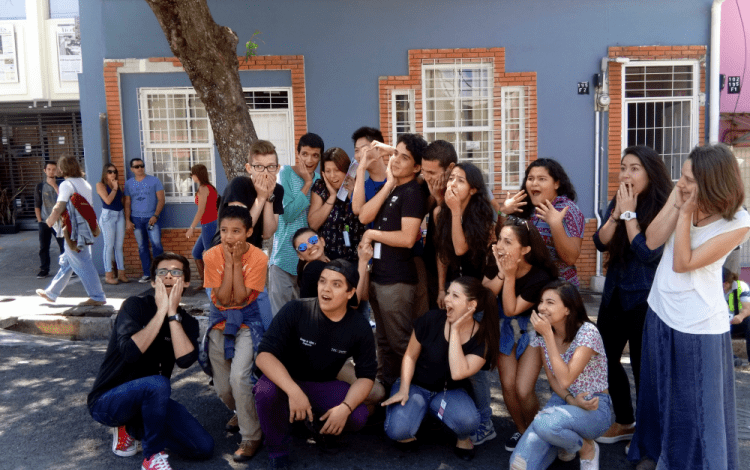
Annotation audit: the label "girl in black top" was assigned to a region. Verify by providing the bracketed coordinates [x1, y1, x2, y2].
[382, 277, 499, 461]
[433, 163, 494, 308]
[482, 217, 558, 451]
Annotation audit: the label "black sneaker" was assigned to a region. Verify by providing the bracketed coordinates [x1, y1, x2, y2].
[71, 272, 78, 278]
[505, 432, 522, 451]
[36, 270, 49, 279]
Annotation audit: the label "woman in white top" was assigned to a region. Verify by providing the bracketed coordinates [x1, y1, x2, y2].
[36, 156, 106, 306]
[628, 144, 749, 470]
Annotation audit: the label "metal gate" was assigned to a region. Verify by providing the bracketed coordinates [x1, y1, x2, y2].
[0, 104, 84, 227]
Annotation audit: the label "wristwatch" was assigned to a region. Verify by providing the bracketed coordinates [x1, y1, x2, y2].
[620, 211, 637, 221]
[167, 314, 182, 323]
[267, 192, 276, 203]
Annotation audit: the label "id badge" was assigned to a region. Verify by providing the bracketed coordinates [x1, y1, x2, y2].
[343, 230, 351, 247]
[373, 242, 382, 259]
[437, 399, 447, 421]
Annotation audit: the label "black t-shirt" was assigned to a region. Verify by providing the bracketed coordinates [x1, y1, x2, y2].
[484, 262, 553, 317]
[257, 298, 377, 382]
[87, 295, 200, 409]
[412, 309, 486, 392]
[297, 259, 327, 299]
[371, 179, 427, 285]
[217, 176, 284, 248]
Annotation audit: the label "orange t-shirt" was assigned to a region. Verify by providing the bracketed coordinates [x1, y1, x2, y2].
[203, 243, 268, 311]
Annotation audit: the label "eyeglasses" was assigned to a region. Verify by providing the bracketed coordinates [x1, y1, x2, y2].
[107, 170, 118, 174]
[251, 164, 279, 172]
[131, 164, 145, 169]
[155, 268, 184, 277]
[296, 235, 319, 252]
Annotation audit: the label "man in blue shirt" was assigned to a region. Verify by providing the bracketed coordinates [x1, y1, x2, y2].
[124, 158, 165, 282]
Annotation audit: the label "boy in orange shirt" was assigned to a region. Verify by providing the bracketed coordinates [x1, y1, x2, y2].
[202, 205, 267, 462]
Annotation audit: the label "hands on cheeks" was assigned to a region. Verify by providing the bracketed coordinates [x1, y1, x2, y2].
[680, 186, 698, 216]
[500, 251, 520, 278]
[535, 199, 569, 228]
[530, 310, 553, 338]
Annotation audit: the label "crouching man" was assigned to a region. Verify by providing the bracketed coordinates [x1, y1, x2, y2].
[254, 259, 377, 469]
[87, 253, 213, 470]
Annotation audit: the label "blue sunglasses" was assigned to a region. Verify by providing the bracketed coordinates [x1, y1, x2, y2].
[296, 235, 319, 253]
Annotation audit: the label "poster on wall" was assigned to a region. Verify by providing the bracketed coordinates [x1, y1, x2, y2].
[56, 24, 81, 82]
[0, 24, 18, 83]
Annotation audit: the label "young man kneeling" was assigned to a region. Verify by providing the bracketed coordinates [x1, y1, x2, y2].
[87, 253, 213, 470]
[202, 205, 268, 461]
[254, 259, 377, 469]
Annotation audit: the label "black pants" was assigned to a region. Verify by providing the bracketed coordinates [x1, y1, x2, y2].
[596, 289, 647, 425]
[38, 222, 65, 272]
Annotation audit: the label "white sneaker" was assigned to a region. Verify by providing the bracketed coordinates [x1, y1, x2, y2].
[139, 275, 151, 283]
[580, 441, 600, 470]
[142, 451, 173, 470]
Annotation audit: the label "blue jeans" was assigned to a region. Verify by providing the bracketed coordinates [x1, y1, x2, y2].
[384, 380, 480, 441]
[191, 219, 217, 261]
[510, 392, 613, 470]
[44, 246, 105, 302]
[89, 375, 213, 460]
[100, 208, 125, 271]
[132, 216, 163, 276]
[469, 370, 493, 425]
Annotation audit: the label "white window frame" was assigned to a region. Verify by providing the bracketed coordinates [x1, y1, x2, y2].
[621, 60, 700, 180]
[391, 89, 415, 142]
[137, 87, 216, 203]
[501, 86, 526, 190]
[243, 86, 295, 167]
[421, 62, 494, 182]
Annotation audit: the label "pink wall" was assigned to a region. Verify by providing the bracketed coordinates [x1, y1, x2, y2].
[721, 0, 750, 113]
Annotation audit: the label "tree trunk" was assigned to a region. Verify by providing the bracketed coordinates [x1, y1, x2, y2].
[145, 0, 255, 181]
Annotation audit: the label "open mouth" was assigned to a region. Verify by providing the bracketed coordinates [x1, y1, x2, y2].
[320, 293, 332, 302]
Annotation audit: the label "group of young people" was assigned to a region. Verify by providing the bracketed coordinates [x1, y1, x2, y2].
[41, 126, 746, 470]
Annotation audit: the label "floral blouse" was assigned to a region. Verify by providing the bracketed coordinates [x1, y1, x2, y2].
[530, 322, 608, 397]
[311, 179, 365, 262]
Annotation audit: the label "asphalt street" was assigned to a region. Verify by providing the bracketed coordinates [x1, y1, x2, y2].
[1, 230, 749, 470]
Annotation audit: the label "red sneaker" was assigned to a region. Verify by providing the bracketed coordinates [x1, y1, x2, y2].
[141, 451, 174, 470]
[111, 425, 139, 457]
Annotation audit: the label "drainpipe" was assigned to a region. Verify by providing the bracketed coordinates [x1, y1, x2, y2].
[710, 0, 726, 143]
[591, 57, 629, 292]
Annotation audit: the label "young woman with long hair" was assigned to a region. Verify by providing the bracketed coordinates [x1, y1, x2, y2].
[382, 276, 499, 461]
[433, 162, 495, 307]
[591, 145, 672, 445]
[500, 159, 585, 286]
[628, 144, 749, 470]
[510, 281, 612, 470]
[307, 147, 365, 262]
[186, 164, 218, 280]
[96, 163, 128, 284]
[483, 217, 558, 452]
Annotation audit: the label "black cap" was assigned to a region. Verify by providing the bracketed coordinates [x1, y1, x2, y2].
[323, 259, 359, 307]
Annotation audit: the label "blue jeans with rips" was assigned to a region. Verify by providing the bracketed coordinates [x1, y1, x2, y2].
[510, 392, 613, 470]
[44, 245, 105, 302]
[384, 379, 480, 441]
[131, 216, 163, 276]
[89, 375, 213, 460]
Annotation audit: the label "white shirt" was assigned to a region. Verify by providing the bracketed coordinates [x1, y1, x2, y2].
[57, 177, 94, 206]
[648, 209, 750, 334]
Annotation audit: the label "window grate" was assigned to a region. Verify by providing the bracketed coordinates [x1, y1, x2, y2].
[623, 61, 699, 180]
[501, 87, 529, 190]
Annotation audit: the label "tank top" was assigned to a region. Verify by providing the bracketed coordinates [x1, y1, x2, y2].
[102, 186, 123, 211]
[196, 184, 218, 224]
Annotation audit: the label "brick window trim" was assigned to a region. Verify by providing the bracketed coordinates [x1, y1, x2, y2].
[103, 55, 308, 180]
[606, 45, 707, 198]
[377, 48, 538, 202]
